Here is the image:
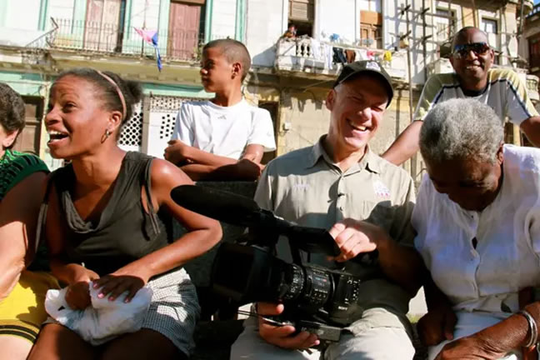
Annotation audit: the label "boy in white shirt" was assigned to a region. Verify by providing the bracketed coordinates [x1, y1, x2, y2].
[165, 39, 276, 181]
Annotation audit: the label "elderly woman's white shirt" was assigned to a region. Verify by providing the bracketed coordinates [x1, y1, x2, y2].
[413, 145, 540, 315]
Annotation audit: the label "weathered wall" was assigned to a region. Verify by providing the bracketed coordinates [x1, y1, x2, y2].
[245, 0, 285, 67]
[1, 0, 41, 30]
[211, 0, 237, 40]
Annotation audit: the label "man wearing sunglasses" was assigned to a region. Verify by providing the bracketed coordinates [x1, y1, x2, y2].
[382, 26, 540, 166]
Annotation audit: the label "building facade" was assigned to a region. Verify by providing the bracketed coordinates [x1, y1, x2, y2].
[524, 3, 540, 79]
[0, 0, 538, 181]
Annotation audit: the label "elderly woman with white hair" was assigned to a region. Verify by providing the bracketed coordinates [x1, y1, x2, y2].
[413, 98, 540, 360]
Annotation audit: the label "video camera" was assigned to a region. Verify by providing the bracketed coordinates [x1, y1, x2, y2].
[171, 185, 368, 342]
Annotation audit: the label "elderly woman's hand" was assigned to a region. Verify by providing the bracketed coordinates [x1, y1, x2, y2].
[417, 303, 457, 346]
[435, 335, 508, 360]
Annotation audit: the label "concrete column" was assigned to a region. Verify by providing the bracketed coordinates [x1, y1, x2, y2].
[38, 0, 49, 30]
[204, 0, 214, 43]
[235, 0, 246, 42]
[513, 124, 522, 146]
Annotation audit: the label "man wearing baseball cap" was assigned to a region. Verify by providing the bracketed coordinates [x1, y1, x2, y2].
[231, 60, 423, 359]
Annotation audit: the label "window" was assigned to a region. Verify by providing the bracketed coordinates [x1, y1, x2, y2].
[13, 97, 44, 155]
[434, 8, 456, 44]
[481, 18, 499, 64]
[168, 0, 206, 60]
[84, 0, 126, 52]
[360, 10, 382, 49]
[481, 18, 497, 35]
[530, 35, 540, 71]
[288, 0, 314, 36]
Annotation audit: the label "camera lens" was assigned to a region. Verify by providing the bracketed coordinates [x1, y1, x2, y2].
[281, 263, 305, 301]
[279, 264, 332, 309]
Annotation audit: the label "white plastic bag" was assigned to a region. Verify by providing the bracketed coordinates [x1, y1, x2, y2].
[45, 281, 153, 345]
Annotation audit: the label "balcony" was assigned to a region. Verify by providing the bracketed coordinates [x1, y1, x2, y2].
[451, 0, 534, 14]
[526, 74, 539, 102]
[275, 37, 408, 81]
[426, 58, 454, 76]
[528, 3, 540, 17]
[27, 18, 202, 63]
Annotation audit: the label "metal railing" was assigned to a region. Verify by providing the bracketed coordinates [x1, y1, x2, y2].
[46, 18, 202, 62]
[275, 36, 407, 79]
[528, 3, 540, 17]
[25, 18, 59, 48]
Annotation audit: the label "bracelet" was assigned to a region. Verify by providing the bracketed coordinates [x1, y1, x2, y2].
[518, 309, 538, 348]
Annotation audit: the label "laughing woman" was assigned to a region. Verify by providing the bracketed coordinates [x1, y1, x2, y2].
[28, 69, 222, 360]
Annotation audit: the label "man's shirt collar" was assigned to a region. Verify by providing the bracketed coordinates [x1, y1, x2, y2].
[307, 135, 380, 174]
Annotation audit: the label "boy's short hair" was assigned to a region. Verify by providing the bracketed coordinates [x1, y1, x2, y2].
[203, 39, 252, 81]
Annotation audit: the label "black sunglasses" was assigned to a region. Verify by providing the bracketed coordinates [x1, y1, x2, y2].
[452, 42, 491, 59]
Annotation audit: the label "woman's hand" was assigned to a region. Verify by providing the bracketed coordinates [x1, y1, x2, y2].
[434, 335, 508, 360]
[65, 268, 100, 310]
[257, 302, 319, 350]
[92, 264, 152, 302]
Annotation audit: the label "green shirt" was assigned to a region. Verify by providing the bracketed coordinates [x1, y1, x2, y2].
[0, 149, 49, 201]
[255, 136, 416, 333]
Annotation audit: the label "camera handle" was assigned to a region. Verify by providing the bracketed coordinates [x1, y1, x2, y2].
[289, 241, 303, 267]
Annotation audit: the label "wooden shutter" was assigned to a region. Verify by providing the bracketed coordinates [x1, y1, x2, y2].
[168, 2, 201, 60]
[172, 0, 206, 4]
[360, 11, 382, 48]
[12, 97, 43, 155]
[289, 0, 314, 23]
[530, 35, 540, 69]
[84, 0, 121, 52]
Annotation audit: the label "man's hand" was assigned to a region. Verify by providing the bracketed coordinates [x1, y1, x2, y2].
[434, 335, 507, 360]
[328, 219, 387, 262]
[164, 140, 192, 165]
[258, 302, 319, 350]
[417, 304, 457, 346]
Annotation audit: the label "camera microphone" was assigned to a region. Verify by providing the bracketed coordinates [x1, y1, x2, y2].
[171, 184, 261, 228]
[170, 185, 340, 256]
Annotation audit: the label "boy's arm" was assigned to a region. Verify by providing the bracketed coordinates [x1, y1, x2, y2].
[241, 144, 264, 163]
[165, 104, 196, 164]
[166, 140, 237, 167]
[170, 142, 263, 181]
[180, 159, 263, 181]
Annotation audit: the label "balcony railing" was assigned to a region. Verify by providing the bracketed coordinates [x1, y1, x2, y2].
[527, 3, 540, 18]
[42, 18, 202, 62]
[527, 74, 539, 102]
[275, 37, 408, 80]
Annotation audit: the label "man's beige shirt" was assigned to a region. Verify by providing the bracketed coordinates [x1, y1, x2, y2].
[255, 136, 416, 333]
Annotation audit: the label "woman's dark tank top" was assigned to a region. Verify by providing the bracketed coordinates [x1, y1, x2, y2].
[48, 152, 172, 276]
